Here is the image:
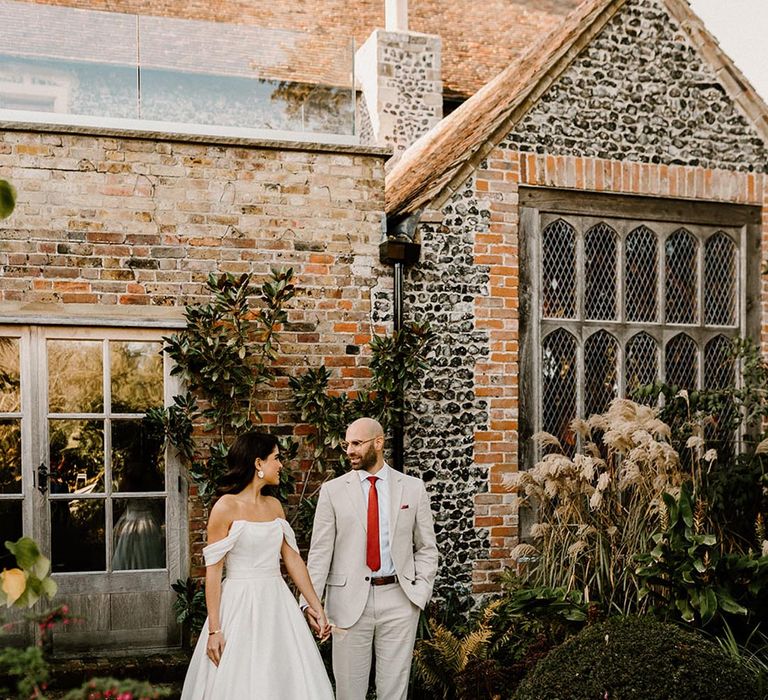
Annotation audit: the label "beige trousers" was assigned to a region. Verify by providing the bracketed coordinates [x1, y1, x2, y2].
[331, 582, 421, 700]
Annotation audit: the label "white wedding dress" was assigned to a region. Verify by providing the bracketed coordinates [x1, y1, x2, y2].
[180, 518, 334, 699]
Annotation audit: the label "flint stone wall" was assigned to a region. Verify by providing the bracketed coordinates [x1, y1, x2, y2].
[504, 0, 768, 172]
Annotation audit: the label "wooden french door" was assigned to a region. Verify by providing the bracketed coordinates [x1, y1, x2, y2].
[0, 325, 186, 651]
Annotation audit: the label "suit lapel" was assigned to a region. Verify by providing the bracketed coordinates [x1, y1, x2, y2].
[344, 472, 368, 532]
[389, 469, 404, 534]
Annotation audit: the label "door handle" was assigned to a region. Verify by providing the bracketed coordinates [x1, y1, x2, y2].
[37, 462, 49, 495]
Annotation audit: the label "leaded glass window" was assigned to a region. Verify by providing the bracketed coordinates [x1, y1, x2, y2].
[704, 232, 736, 326]
[534, 209, 744, 450]
[584, 223, 617, 320]
[542, 219, 576, 319]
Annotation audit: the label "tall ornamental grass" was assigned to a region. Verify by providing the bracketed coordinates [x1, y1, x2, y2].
[505, 398, 688, 614]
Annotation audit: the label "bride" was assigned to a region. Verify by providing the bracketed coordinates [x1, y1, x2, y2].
[181, 431, 334, 699]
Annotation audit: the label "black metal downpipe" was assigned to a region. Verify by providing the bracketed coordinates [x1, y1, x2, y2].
[379, 210, 422, 472]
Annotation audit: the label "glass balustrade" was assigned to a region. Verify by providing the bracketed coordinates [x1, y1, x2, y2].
[0, 0, 356, 141]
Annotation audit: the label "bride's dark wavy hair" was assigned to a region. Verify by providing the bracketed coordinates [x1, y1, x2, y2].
[217, 431, 279, 496]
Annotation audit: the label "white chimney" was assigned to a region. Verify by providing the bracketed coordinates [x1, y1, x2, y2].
[385, 0, 408, 32]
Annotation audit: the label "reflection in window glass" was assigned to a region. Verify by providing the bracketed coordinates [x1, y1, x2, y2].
[51, 499, 105, 572]
[48, 340, 103, 413]
[0, 419, 21, 494]
[112, 498, 166, 570]
[110, 341, 163, 413]
[112, 420, 165, 492]
[49, 420, 104, 494]
[0, 337, 20, 412]
[0, 500, 22, 569]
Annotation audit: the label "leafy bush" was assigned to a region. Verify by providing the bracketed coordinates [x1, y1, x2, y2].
[636, 483, 768, 628]
[0, 645, 47, 698]
[513, 616, 762, 700]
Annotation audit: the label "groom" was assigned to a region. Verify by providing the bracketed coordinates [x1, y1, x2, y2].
[301, 417, 439, 700]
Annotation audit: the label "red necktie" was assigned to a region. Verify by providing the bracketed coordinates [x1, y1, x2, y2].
[366, 476, 381, 571]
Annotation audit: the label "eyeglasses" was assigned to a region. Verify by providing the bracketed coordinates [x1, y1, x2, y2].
[339, 437, 377, 451]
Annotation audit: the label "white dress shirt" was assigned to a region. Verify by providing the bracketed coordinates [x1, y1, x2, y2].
[359, 463, 396, 577]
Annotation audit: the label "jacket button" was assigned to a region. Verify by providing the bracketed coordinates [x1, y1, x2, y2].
[411, 580, 416, 585]
[365, 576, 370, 581]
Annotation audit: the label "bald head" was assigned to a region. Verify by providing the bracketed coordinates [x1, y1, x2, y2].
[348, 417, 384, 439]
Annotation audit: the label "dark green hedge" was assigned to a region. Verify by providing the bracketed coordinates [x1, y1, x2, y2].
[513, 616, 761, 700]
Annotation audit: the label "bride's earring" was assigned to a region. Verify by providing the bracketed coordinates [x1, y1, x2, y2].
[257, 462, 265, 479]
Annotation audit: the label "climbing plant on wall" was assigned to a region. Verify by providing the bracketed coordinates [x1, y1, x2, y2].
[148, 269, 297, 505]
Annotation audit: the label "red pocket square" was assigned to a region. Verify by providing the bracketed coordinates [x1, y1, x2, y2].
[401, 504, 409, 509]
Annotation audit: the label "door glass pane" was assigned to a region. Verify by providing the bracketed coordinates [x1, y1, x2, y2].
[0, 419, 22, 494]
[110, 341, 163, 413]
[112, 498, 166, 570]
[51, 499, 105, 572]
[0, 337, 20, 412]
[48, 340, 103, 413]
[112, 420, 165, 492]
[50, 419, 105, 494]
[0, 500, 22, 569]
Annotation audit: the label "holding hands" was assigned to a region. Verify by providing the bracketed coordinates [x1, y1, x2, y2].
[304, 606, 332, 641]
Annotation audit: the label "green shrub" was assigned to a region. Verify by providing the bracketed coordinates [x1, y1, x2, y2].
[513, 616, 762, 700]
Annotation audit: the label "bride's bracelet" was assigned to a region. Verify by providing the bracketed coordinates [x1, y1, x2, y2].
[208, 629, 222, 635]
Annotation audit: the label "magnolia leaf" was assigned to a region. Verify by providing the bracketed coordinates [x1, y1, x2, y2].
[755, 438, 768, 455]
[1, 568, 27, 606]
[0, 179, 15, 219]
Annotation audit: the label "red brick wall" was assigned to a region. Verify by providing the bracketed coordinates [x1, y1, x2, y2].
[0, 125, 389, 575]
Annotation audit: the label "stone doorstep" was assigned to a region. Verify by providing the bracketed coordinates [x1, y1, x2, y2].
[44, 648, 190, 694]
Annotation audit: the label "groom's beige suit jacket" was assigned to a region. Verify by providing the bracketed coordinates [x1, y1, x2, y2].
[302, 467, 439, 629]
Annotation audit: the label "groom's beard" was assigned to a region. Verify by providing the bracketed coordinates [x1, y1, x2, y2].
[361, 444, 378, 470]
[351, 444, 377, 471]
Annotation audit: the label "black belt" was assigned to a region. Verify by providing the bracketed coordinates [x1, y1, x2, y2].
[371, 575, 398, 586]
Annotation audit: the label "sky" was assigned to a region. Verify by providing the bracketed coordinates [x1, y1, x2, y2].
[688, 0, 768, 102]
